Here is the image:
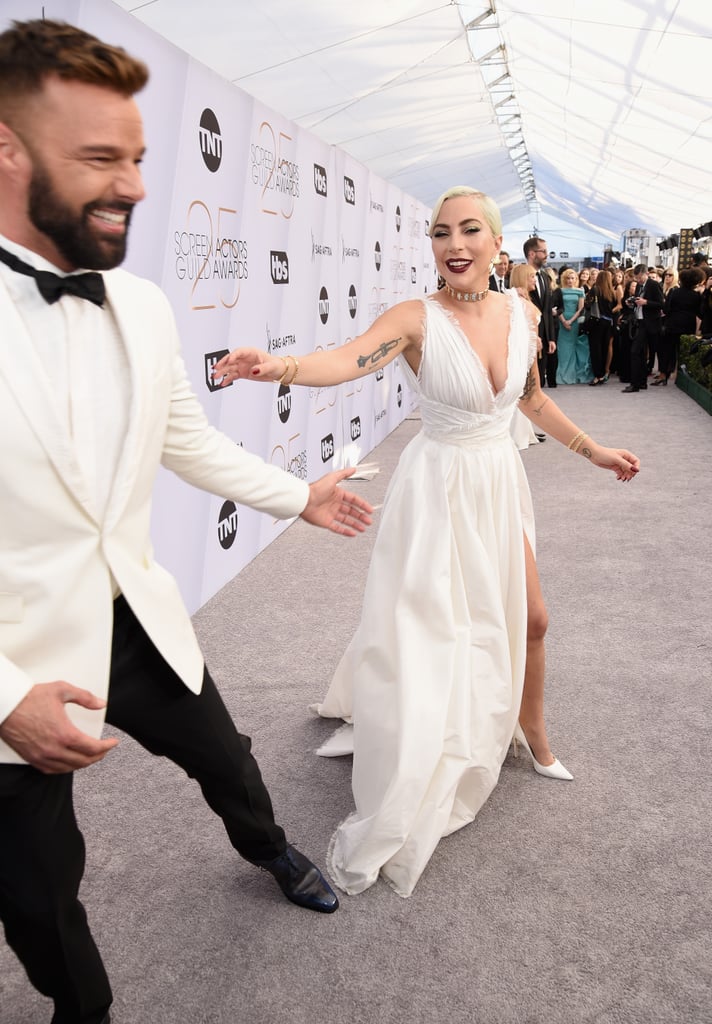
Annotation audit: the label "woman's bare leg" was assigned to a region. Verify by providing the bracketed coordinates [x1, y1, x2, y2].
[518, 533, 556, 766]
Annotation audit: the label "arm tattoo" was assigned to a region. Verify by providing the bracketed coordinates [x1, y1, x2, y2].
[356, 337, 401, 368]
[519, 368, 537, 402]
[580, 445, 592, 460]
[532, 396, 549, 417]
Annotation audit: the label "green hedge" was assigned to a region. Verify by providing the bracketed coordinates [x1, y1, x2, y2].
[679, 334, 712, 390]
[677, 334, 712, 415]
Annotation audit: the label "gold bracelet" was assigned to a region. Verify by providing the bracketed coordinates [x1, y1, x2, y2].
[567, 430, 587, 451]
[572, 432, 589, 454]
[278, 356, 292, 385]
[284, 356, 301, 387]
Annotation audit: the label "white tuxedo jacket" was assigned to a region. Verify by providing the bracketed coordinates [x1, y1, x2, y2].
[0, 268, 308, 764]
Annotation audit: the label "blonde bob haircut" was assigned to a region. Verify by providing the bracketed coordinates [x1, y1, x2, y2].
[428, 186, 503, 240]
[508, 263, 536, 296]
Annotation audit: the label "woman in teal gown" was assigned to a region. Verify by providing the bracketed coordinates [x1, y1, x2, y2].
[553, 269, 591, 383]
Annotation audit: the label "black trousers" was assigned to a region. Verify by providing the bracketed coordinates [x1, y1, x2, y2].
[0, 595, 286, 1023]
[587, 319, 611, 379]
[631, 321, 660, 388]
[537, 345, 559, 387]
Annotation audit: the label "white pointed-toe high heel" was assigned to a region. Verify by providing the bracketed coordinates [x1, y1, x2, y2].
[513, 724, 573, 781]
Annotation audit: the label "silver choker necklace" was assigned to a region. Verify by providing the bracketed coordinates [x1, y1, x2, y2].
[443, 282, 489, 303]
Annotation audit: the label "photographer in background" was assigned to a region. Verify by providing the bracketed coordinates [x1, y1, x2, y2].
[623, 264, 664, 393]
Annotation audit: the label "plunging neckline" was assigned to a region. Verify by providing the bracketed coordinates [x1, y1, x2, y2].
[427, 296, 513, 400]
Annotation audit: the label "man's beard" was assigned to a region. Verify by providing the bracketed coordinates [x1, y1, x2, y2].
[28, 163, 133, 271]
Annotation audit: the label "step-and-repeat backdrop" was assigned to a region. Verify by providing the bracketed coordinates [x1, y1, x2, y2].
[2, 0, 437, 611]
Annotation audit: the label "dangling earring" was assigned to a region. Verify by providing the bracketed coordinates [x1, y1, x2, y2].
[488, 258, 497, 276]
[437, 274, 446, 291]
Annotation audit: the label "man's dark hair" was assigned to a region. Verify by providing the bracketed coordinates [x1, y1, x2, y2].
[633, 263, 648, 276]
[523, 237, 545, 259]
[679, 267, 705, 289]
[0, 19, 148, 123]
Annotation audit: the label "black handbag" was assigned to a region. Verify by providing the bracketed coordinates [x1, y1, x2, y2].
[585, 293, 601, 327]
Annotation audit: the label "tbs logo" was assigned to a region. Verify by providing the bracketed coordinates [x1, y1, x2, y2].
[204, 349, 231, 392]
[350, 416, 361, 441]
[199, 108, 222, 172]
[344, 175, 356, 205]
[321, 433, 335, 463]
[314, 163, 328, 197]
[395, 205, 402, 232]
[270, 251, 289, 284]
[217, 501, 238, 550]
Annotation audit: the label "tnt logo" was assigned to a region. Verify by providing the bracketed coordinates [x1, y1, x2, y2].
[277, 384, 291, 424]
[217, 501, 238, 550]
[395, 205, 402, 232]
[350, 416, 361, 441]
[344, 176, 356, 205]
[204, 349, 231, 392]
[314, 164, 328, 197]
[375, 368, 384, 382]
[270, 251, 289, 284]
[318, 286, 330, 325]
[199, 108, 222, 172]
[374, 241, 382, 271]
[321, 433, 335, 463]
[347, 284, 357, 320]
[411, 267, 417, 284]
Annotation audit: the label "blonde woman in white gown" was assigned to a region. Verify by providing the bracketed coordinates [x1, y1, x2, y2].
[214, 188, 640, 898]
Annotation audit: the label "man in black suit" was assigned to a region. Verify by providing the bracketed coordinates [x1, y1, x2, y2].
[523, 237, 557, 387]
[489, 249, 510, 293]
[623, 263, 664, 392]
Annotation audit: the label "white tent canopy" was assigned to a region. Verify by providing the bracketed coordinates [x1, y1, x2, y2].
[109, 1, 712, 257]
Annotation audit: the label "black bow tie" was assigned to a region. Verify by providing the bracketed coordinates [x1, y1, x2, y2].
[0, 244, 105, 307]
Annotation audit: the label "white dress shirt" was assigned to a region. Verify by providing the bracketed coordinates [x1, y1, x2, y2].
[0, 234, 129, 522]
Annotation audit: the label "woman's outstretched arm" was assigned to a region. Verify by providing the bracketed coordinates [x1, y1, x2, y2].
[518, 362, 640, 481]
[212, 300, 424, 388]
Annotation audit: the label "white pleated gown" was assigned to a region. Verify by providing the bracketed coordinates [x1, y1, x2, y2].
[313, 293, 538, 897]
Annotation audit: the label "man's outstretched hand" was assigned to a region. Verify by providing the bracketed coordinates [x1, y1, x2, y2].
[301, 469, 374, 536]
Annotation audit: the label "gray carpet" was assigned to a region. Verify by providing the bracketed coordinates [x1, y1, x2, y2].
[3, 380, 711, 1024]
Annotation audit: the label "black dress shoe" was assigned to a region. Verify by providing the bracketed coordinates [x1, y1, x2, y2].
[622, 385, 639, 392]
[253, 845, 339, 913]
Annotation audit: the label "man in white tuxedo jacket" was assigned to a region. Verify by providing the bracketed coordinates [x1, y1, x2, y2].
[0, 20, 373, 1024]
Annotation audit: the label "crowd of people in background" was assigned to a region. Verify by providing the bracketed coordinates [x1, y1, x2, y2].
[496, 242, 711, 391]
